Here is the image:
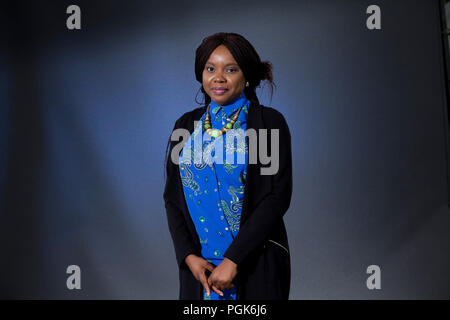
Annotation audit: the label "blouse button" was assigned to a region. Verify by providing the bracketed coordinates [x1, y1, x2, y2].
[225, 227, 229, 231]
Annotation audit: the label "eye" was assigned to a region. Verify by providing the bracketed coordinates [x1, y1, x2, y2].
[206, 66, 214, 72]
[227, 68, 238, 73]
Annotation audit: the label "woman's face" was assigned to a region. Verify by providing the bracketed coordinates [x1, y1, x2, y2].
[202, 44, 246, 106]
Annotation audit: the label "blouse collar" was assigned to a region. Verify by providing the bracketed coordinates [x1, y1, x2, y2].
[210, 92, 249, 115]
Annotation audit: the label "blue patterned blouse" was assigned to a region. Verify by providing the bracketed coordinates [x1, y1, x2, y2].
[178, 92, 250, 300]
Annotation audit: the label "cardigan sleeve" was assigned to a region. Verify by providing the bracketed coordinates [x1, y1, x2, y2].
[223, 108, 293, 266]
[164, 117, 200, 268]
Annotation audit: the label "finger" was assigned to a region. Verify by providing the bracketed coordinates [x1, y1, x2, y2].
[199, 273, 211, 297]
[221, 282, 234, 290]
[207, 275, 212, 286]
[211, 284, 224, 297]
[205, 263, 215, 273]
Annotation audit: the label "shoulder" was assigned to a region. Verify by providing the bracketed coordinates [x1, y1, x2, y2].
[259, 105, 289, 130]
[173, 105, 206, 129]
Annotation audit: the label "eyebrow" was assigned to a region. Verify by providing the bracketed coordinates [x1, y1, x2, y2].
[205, 62, 239, 67]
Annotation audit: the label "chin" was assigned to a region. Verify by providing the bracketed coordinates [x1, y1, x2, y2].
[210, 95, 229, 104]
[215, 97, 228, 103]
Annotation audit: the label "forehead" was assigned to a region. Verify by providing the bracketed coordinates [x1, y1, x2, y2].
[206, 45, 238, 65]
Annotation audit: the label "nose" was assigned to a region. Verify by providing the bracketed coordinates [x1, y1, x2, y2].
[213, 71, 226, 82]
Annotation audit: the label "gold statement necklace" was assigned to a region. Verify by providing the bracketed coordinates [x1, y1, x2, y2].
[204, 103, 243, 138]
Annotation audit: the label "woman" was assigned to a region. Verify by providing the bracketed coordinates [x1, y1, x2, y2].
[163, 32, 292, 300]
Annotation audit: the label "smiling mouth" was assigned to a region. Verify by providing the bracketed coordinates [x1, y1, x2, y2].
[211, 88, 228, 95]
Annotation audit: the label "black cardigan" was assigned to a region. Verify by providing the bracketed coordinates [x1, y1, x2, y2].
[163, 100, 293, 300]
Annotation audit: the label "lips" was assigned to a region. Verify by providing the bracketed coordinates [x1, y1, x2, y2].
[211, 88, 228, 95]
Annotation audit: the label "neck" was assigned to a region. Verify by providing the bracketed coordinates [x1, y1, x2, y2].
[211, 92, 247, 108]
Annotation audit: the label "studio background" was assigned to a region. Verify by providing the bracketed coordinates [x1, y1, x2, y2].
[1, 0, 450, 299]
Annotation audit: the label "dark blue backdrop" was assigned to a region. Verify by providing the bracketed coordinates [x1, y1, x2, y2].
[1, 0, 450, 299]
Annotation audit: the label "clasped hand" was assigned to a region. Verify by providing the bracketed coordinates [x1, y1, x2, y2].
[185, 254, 238, 297]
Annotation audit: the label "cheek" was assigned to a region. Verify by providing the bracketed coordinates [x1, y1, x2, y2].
[201, 74, 206, 84]
[202, 70, 210, 84]
[236, 74, 245, 87]
[230, 75, 245, 88]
